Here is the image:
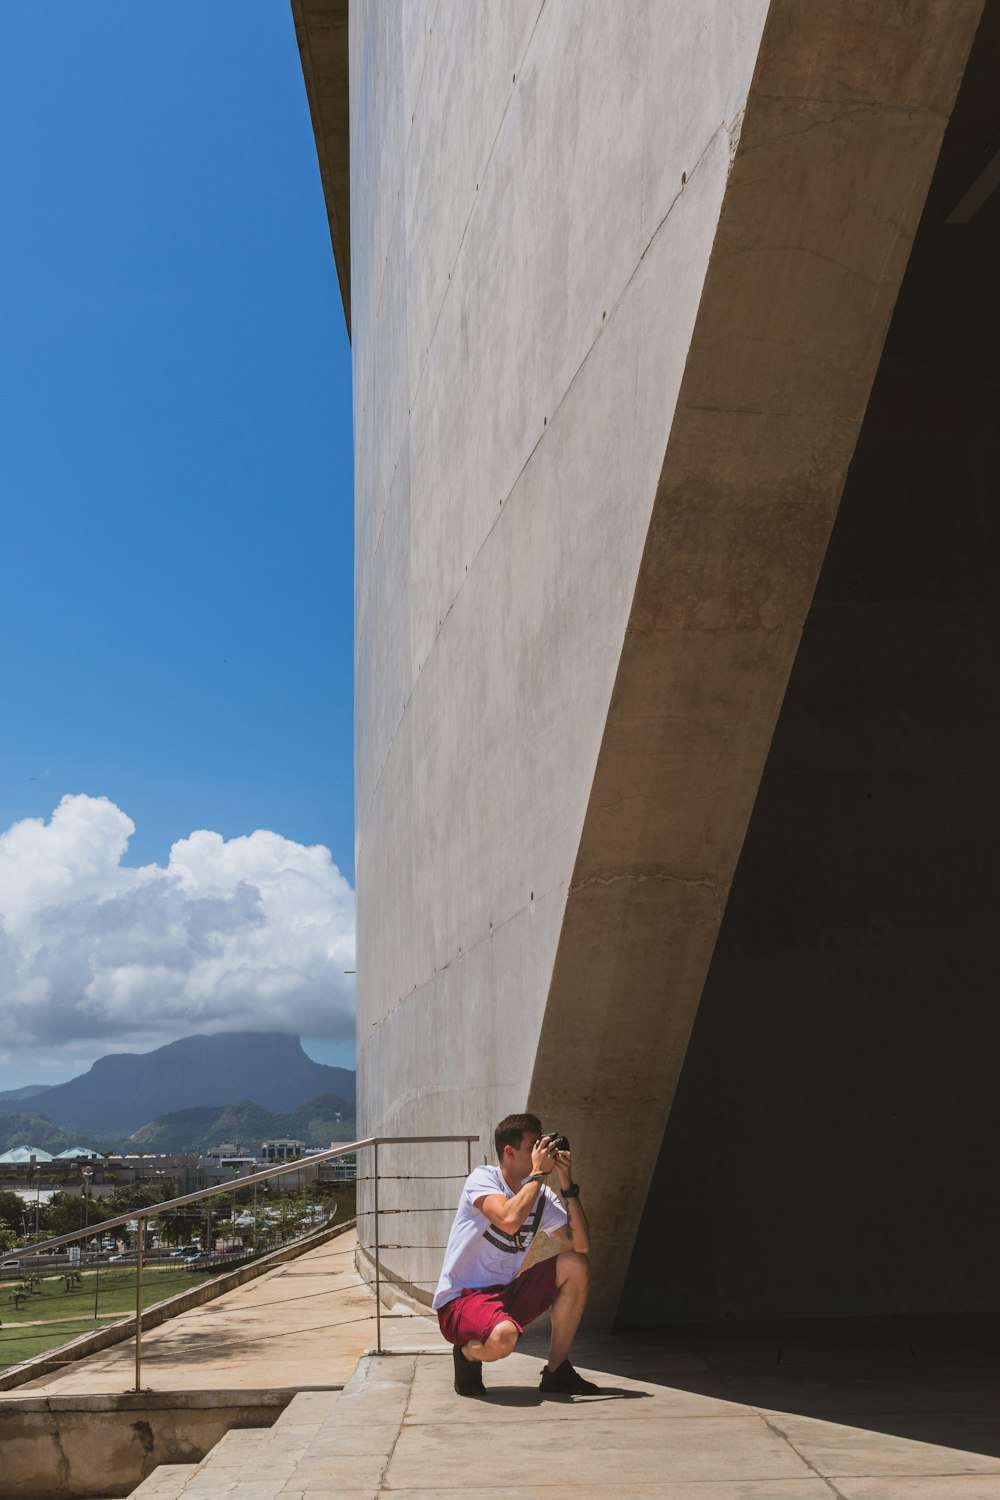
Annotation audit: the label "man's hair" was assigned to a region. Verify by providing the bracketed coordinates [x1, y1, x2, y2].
[494, 1113, 542, 1162]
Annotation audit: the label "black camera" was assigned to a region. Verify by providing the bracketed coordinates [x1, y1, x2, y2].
[545, 1131, 570, 1153]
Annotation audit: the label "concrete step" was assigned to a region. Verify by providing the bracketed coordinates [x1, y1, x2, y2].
[128, 1429, 271, 1499]
[127, 1463, 197, 1499]
[279, 1355, 413, 1496]
[128, 1357, 413, 1498]
[127, 1390, 343, 1499]
[268, 1387, 341, 1434]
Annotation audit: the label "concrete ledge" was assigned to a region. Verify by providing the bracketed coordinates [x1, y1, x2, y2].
[0, 1219, 356, 1394]
[0, 1388, 318, 1500]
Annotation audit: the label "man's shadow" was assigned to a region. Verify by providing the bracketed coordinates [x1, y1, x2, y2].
[472, 1386, 652, 1406]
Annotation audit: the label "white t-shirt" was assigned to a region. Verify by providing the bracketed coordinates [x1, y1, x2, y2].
[432, 1165, 567, 1310]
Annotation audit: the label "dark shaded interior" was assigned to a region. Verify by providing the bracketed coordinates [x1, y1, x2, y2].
[620, 1, 1000, 1323]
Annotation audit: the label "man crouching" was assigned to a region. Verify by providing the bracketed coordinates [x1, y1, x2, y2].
[432, 1112, 598, 1397]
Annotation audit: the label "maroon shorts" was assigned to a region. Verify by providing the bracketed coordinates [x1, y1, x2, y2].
[438, 1256, 560, 1346]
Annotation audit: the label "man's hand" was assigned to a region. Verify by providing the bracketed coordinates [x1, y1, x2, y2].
[531, 1136, 557, 1176]
[553, 1148, 573, 1193]
[550, 1145, 588, 1252]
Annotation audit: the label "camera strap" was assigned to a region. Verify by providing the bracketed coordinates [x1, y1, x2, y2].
[482, 1195, 545, 1254]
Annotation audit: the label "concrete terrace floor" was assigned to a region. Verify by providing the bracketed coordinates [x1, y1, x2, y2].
[426, 1317, 1000, 1500]
[13, 1232, 1000, 1497]
[15, 1228, 393, 1394]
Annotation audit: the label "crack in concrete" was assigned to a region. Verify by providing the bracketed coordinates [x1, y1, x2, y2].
[376, 1354, 416, 1496]
[750, 1404, 853, 1500]
[745, 241, 888, 290]
[754, 88, 948, 121]
[47, 1403, 72, 1497]
[569, 867, 726, 920]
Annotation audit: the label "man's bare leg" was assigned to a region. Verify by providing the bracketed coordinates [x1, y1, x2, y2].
[546, 1250, 589, 1371]
[461, 1318, 519, 1363]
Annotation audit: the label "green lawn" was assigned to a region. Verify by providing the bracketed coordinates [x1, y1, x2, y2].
[0, 1317, 122, 1370]
[0, 1265, 221, 1372]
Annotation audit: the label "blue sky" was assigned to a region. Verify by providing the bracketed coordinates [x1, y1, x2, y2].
[0, 5, 355, 1090]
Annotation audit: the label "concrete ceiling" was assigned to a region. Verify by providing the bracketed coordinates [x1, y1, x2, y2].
[291, 0, 351, 339]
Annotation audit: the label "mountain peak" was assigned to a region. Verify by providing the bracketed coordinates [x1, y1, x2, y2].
[0, 1033, 355, 1141]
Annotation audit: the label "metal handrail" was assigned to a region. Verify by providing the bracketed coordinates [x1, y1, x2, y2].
[7, 1133, 477, 1386]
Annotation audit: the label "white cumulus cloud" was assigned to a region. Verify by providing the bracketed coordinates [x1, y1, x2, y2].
[0, 795, 355, 1058]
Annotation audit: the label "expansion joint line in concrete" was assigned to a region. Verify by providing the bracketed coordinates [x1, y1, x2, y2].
[356, 0, 539, 473]
[362, 882, 567, 1038]
[357, 116, 728, 861]
[354, 0, 442, 418]
[369, 1353, 415, 1498]
[750, 1404, 852, 1500]
[397, 0, 547, 420]
[354, 0, 547, 694]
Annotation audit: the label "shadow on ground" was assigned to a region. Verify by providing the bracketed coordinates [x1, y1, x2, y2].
[526, 1314, 1000, 1463]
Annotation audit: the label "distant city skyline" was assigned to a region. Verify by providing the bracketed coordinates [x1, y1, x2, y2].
[0, 5, 354, 1090]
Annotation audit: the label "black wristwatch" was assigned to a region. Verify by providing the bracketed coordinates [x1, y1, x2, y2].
[562, 1183, 580, 1198]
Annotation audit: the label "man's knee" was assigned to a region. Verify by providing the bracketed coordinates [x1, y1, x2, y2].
[482, 1320, 519, 1360]
[556, 1250, 589, 1287]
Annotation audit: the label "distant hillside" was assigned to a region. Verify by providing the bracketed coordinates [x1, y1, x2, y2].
[0, 1084, 53, 1105]
[0, 1034, 356, 1139]
[0, 1112, 74, 1155]
[126, 1092, 356, 1155]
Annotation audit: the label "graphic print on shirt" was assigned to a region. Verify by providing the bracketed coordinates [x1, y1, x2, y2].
[482, 1195, 545, 1254]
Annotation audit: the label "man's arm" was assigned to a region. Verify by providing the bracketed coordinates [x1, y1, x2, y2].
[474, 1138, 557, 1234]
[552, 1197, 590, 1253]
[551, 1149, 590, 1253]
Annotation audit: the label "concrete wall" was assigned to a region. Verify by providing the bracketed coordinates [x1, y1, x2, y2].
[0, 1391, 288, 1500]
[347, 0, 985, 1316]
[351, 0, 770, 1300]
[622, 0, 1000, 1321]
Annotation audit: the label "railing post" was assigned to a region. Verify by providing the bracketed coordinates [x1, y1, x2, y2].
[134, 1216, 145, 1391]
[373, 1142, 381, 1355]
[466, 1138, 472, 1175]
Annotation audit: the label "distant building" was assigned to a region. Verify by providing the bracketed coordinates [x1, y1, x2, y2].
[97, 1154, 193, 1193]
[0, 1146, 54, 1165]
[260, 1139, 305, 1163]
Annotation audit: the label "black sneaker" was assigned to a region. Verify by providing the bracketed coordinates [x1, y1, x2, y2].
[453, 1343, 484, 1396]
[539, 1359, 601, 1396]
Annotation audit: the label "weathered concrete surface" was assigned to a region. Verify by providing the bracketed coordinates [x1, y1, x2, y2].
[349, 0, 773, 1303]
[132, 1316, 1000, 1498]
[529, 0, 985, 1323]
[0, 1391, 288, 1500]
[344, 0, 984, 1323]
[623, 0, 1000, 1323]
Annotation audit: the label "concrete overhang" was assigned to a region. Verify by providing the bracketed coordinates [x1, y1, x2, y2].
[291, 0, 351, 339]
